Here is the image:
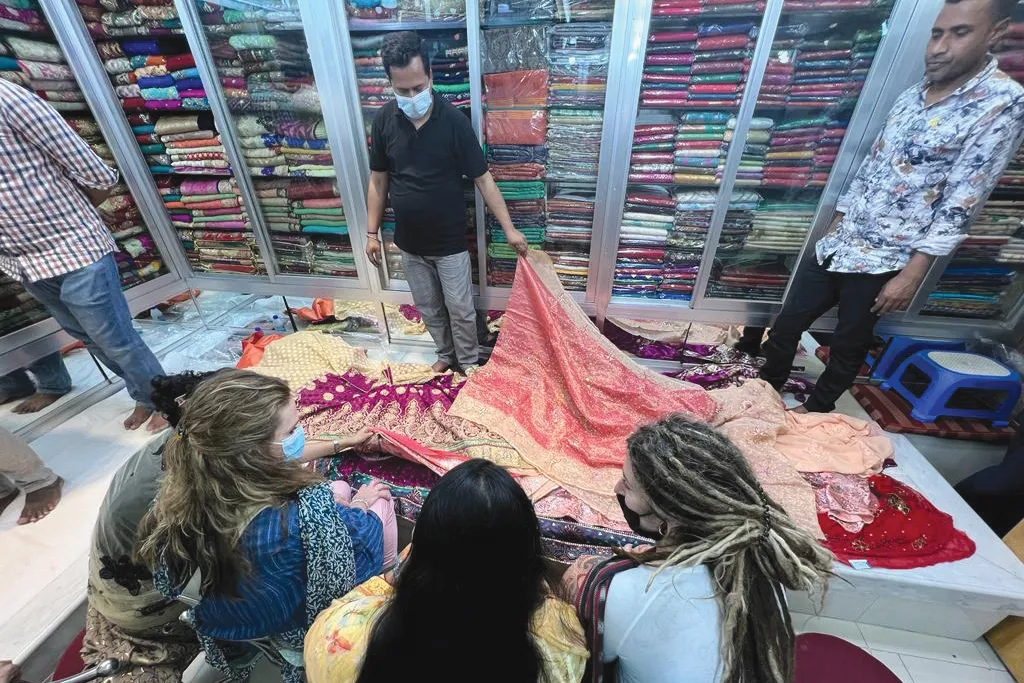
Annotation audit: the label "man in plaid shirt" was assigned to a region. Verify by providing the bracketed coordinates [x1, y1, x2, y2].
[0, 79, 166, 431]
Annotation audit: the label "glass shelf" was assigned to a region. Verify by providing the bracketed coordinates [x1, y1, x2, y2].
[195, 0, 358, 280]
[480, 0, 614, 292]
[703, 5, 892, 303]
[614, 12, 761, 305]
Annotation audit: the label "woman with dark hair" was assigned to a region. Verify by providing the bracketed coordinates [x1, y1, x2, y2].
[304, 459, 588, 683]
[566, 415, 833, 683]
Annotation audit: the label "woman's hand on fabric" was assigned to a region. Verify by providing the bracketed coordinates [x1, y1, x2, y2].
[622, 543, 654, 554]
[351, 480, 392, 510]
[342, 428, 374, 451]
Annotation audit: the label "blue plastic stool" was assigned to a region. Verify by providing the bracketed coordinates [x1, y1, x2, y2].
[881, 350, 1022, 428]
[868, 336, 966, 383]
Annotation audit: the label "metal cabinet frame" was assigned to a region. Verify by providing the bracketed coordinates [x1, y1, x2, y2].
[3, 0, 1019, 370]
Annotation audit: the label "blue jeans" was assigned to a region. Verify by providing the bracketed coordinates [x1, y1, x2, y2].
[0, 352, 72, 398]
[23, 253, 164, 409]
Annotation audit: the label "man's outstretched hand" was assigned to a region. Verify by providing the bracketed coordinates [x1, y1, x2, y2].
[504, 227, 529, 256]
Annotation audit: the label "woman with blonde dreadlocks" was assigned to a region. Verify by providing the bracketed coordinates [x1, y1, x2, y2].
[565, 414, 833, 683]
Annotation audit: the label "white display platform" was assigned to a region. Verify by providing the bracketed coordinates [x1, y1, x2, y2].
[786, 432, 1024, 640]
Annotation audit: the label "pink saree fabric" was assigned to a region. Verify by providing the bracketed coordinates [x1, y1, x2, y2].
[449, 251, 719, 521]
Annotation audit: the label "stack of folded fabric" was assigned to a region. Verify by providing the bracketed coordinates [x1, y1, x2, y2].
[487, 143, 547, 181]
[651, 0, 768, 18]
[547, 22, 610, 84]
[547, 108, 603, 181]
[808, 118, 848, 187]
[255, 179, 354, 276]
[789, 36, 854, 109]
[2, 36, 87, 111]
[923, 265, 1017, 318]
[615, 188, 672, 298]
[234, 114, 332, 178]
[0, 276, 49, 335]
[484, 69, 548, 182]
[545, 23, 609, 181]
[428, 32, 470, 110]
[757, 41, 796, 108]
[481, 24, 547, 75]
[742, 201, 814, 254]
[998, 147, 1024, 188]
[923, 198, 1024, 318]
[995, 23, 1024, 80]
[998, 233, 1024, 266]
[345, 0, 464, 23]
[545, 187, 594, 291]
[158, 176, 261, 274]
[709, 258, 790, 300]
[640, 22, 755, 111]
[78, 0, 182, 39]
[486, 112, 547, 285]
[851, 29, 881, 91]
[0, 0, 46, 34]
[141, 113, 230, 174]
[762, 116, 824, 189]
[731, 115, 771, 187]
[352, 33, 390, 121]
[106, 39, 205, 111]
[488, 181, 544, 286]
[557, 0, 613, 21]
[629, 122, 675, 184]
[672, 111, 729, 187]
[98, 184, 165, 287]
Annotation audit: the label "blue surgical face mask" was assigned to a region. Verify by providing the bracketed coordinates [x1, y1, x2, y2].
[395, 87, 432, 120]
[277, 424, 306, 461]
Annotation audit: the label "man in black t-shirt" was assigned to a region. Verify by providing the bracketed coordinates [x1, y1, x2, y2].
[366, 31, 527, 374]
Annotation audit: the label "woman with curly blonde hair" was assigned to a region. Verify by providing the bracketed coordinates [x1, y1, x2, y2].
[137, 369, 393, 681]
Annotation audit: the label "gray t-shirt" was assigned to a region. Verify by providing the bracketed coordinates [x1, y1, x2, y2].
[88, 433, 181, 630]
[93, 432, 168, 564]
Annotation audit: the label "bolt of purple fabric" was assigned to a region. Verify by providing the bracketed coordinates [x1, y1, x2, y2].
[603, 322, 814, 400]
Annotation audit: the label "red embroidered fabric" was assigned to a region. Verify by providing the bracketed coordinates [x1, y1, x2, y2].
[821, 474, 976, 569]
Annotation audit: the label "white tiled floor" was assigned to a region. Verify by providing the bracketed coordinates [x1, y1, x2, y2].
[794, 616, 1015, 682]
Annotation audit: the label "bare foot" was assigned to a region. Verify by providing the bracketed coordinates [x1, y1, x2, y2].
[0, 660, 22, 683]
[124, 404, 152, 430]
[431, 360, 451, 374]
[0, 490, 17, 518]
[18, 477, 63, 524]
[146, 413, 169, 432]
[12, 392, 65, 414]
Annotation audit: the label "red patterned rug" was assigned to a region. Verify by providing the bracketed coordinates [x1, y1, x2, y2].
[815, 347, 1016, 443]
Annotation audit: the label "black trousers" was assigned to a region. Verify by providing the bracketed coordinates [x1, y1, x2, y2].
[758, 257, 897, 413]
[955, 424, 1024, 536]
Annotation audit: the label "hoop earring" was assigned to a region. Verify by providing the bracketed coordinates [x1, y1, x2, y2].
[658, 520, 669, 537]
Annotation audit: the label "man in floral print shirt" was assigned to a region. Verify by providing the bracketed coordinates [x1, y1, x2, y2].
[759, 0, 1024, 414]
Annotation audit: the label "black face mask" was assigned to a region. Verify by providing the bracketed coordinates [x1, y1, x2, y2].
[617, 493, 663, 542]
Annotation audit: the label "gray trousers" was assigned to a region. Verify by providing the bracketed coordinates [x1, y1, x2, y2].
[0, 426, 58, 498]
[400, 250, 479, 368]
